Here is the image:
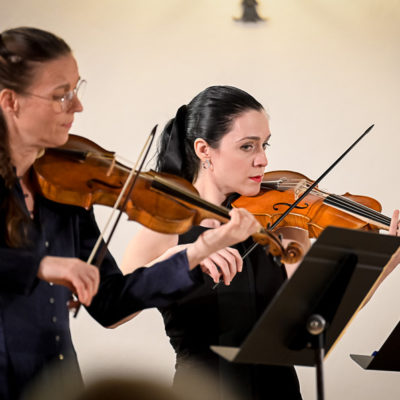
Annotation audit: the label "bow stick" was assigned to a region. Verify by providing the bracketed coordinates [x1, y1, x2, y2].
[242, 124, 375, 259]
[213, 124, 374, 289]
[73, 126, 157, 317]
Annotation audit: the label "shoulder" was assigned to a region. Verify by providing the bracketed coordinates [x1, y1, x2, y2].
[135, 227, 178, 247]
[121, 227, 179, 272]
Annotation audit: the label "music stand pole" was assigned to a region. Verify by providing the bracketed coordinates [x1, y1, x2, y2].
[307, 314, 327, 400]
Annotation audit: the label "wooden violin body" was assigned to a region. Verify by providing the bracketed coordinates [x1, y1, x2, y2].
[34, 135, 201, 234]
[33, 135, 303, 263]
[233, 170, 391, 238]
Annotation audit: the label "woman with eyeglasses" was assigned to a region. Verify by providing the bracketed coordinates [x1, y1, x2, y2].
[122, 86, 400, 399]
[0, 27, 260, 400]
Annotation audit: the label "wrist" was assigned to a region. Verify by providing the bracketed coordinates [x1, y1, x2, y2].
[186, 241, 206, 270]
[186, 229, 228, 269]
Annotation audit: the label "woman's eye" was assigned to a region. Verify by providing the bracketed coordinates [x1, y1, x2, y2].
[240, 144, 254, 151]
[52, 94, 65, 101]
[262, 142, 271, 150]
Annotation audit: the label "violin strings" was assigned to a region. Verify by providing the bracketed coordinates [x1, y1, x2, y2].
[50, 147, 136, 171]
[325, 194, 391, 227]
[294, 180, 390, 226]
[88, 154, 134, 172]
[151, 175, 231, 219]
[263, 178, 391, 228]
[262, 179, 328, 198]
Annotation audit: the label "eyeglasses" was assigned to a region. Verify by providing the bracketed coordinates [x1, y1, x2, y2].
[22, 79, 87, 113]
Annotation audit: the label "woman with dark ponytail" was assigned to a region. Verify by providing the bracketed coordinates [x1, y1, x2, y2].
[0, 29, 260, 399]
[122, 85, 305, 399]
[123, 86, 400, 399]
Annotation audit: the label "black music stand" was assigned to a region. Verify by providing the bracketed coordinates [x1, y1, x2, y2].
[211, 226, 400, 400]
[351, 320, 400, 371]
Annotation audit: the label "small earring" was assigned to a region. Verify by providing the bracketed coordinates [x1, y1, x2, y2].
[36, 148, 45, 159]
[202, 159, 211, 169]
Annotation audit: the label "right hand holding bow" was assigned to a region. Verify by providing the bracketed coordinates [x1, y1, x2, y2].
[37, 256, 100, 306]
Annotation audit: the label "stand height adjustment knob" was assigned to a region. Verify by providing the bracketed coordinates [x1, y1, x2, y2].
[307, 314, 326, 336]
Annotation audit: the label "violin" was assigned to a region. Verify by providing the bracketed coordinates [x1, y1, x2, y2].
[233, 170, 391, 238]
[33, 135, 303, 264]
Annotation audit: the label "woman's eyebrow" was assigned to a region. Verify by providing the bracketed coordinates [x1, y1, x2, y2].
[236, 134, 271, 142]
[53, 77, 81, 91]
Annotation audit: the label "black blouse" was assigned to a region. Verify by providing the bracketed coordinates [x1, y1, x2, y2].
[0, 178, 202, 399]
[159, 223, 302, 399]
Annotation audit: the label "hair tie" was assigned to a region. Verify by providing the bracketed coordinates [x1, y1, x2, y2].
[159, 105, 187, 175]
[0, 34, 22, 64]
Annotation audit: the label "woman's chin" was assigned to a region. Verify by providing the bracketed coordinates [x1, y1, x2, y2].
[47, 131, 69, 148]
[240, 187, 261, 197]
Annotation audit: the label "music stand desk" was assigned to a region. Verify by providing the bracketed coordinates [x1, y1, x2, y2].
[211, 226, 400, 367]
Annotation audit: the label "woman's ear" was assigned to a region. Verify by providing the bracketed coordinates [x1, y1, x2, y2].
[193, 138, 211, 161]
[0, 89, 19, 114]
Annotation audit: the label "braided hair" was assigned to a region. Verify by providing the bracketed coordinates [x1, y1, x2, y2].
[0, 27, 70, 247]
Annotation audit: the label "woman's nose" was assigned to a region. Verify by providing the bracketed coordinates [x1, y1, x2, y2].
[70, 95, 83, 113]
[254, 150, 268, 167]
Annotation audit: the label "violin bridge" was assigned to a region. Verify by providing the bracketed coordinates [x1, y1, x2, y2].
[106, 156, 116, 177]
[294, 179, 307, 200]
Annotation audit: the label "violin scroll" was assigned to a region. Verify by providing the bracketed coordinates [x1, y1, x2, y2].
[252, 228, 303, 264]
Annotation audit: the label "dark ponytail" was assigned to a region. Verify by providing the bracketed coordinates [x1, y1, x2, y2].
[156, 86, 264, 182]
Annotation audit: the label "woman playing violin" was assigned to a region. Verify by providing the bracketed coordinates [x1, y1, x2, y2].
[0, 29, 260, 400]
[123, 86, 304, 399]
[123, 85, 400, 400]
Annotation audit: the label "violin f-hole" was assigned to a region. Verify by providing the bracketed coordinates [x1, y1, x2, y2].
[86, 178, 124, 190]
[273, 202, 309, 211]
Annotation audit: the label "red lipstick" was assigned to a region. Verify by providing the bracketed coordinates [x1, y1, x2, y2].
[249, 176, 262, 183]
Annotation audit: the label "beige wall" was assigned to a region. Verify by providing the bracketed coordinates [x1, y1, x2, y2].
[2, 1, 400, 398]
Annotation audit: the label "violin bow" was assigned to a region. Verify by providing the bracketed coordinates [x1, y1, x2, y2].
[73, 125, 158, 317]
[242, 124, 375, 260]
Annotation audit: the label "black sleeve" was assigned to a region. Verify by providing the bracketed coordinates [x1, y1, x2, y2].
[78, 208, 203, 327]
